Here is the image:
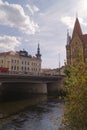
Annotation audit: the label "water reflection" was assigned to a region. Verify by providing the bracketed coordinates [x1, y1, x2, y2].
[0, 96, 64, 130]
[0, 95, 47, 118]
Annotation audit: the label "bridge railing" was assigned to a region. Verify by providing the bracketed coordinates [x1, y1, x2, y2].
[0, 72, 65, 77]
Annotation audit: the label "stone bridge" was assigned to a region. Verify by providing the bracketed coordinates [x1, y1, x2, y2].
[0, 74, 64, 97]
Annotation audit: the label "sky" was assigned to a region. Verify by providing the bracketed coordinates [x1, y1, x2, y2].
[0, 0, 87, 69]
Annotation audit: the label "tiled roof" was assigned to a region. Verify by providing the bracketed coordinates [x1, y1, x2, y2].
[81, 34, 87, 43]
[0, 51, 19, 56]
[71, 17, 87, 44]
[72, 17, 82, 38]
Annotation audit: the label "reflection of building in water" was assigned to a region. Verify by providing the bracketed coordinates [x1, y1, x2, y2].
[0, 44, 42, 74]
[66, 17, 87, 65]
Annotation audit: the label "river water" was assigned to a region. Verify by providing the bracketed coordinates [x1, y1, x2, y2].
[0, 95, 64, 130]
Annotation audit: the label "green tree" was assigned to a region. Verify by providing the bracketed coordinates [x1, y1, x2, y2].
[63, 61, 87, 130]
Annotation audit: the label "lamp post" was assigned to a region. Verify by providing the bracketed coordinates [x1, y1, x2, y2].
[58, 53, 61, 75]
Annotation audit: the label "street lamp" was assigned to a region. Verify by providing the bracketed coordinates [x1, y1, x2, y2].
[58, 53, 61, 75]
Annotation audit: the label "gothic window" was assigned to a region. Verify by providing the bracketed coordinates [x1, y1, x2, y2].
[75, 42, 78, 45]
[72, 49, 79, 58]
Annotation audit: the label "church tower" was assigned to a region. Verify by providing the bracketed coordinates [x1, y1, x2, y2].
[66, 16, 87, 65]
[36, 43, 41, 60]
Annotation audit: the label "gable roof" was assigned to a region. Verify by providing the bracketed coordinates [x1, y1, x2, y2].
[72, 17, 82, 38]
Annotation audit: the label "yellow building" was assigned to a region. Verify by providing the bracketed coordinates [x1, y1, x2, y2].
[66, 17, 87, 65]
[0, 44, 42, 75]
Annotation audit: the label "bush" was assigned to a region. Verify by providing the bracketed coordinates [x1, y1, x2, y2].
[63, 62, 87, 130]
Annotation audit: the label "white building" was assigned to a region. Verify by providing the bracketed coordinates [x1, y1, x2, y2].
[0, 44, 42, 75]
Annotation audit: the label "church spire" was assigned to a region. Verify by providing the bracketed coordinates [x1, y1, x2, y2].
[72, 17, 82, 38]
[67, 29, 71, 45]
[36, 43, 41, 60]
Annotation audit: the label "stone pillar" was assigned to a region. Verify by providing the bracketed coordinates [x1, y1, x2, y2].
[47, 82, 59, 94]
[47, 79, 64, 95]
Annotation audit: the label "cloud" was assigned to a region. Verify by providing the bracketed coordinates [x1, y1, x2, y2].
[61, 16, 75, 29]
[0, 35, 21, 51]
[76, 0, 87, 17]
[26, 4, 40, 15]
[61, 15, 87, 31]
[0, 0, 39, 34]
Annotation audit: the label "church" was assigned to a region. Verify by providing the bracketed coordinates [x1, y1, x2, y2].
[66, 17, 87, 65]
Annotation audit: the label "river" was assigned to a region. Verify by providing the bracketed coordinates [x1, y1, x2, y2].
[0, 95, 64, 130]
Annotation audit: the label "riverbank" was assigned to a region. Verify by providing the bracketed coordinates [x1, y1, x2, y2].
[0, 95, 48, 119]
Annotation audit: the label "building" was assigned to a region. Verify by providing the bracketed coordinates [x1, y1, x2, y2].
[41, 66, 65, 76]
[66, 17, 87, 65]
[0, 44, 42, 75]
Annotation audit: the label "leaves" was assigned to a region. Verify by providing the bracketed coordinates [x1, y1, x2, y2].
[63, 61, 87, 130]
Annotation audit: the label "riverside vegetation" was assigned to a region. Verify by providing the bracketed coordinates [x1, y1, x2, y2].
[60, 59, 87, 130]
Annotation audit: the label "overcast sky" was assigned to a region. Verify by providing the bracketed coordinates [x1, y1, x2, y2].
[0, 0, 87, 69]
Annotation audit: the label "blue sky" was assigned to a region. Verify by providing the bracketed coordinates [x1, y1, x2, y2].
[0, 0, 87, 68]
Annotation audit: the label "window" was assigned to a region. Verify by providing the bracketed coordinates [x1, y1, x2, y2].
[17, 66, 19, 70]
[11, 59, 13, 63]
[14, 66, 16, 70]
[21, 66, 23, 70]
[2, 60, 3, 63]
[11, 66, 13, 70]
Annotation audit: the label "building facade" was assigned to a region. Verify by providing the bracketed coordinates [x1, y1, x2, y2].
[41, 66, 65, 76]
[0, 44, 42, 75]
[66, 17, 87, 65]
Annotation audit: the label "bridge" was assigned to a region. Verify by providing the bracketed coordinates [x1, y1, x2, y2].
[0, 74, 63, 83]
[0, 74, 64, 98]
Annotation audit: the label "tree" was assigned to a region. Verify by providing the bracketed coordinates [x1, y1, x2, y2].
[63, 61, 87, 130]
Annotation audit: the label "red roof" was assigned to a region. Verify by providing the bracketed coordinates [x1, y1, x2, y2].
[72, 17, 82, 38]
[82, 34, 87, 43]
[0, 51, 19, 56]
[71, 17, 87, 44]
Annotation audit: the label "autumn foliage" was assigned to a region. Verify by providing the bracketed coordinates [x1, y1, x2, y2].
[63, 61, 87, 130]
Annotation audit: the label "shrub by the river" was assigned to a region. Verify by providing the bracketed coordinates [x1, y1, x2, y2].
[61, 61, 87, 130]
